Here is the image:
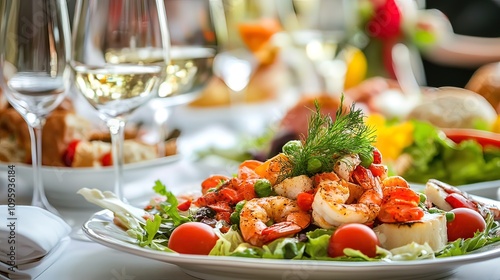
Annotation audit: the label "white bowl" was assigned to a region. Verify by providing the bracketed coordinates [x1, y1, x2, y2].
[0, 155, 180, 209]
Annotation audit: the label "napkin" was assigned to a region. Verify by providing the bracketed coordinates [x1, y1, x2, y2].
[0, 205, 71, 279]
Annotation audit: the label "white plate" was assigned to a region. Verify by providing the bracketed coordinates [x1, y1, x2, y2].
[83, 209, 500, 280]
[0, 155, 180, 208]
[410, 180, 500, 201]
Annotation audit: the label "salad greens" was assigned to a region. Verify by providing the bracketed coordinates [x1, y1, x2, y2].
[400, 121, 500, 185]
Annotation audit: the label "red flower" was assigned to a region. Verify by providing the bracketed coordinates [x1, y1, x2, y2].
[366, 0, 402, 39]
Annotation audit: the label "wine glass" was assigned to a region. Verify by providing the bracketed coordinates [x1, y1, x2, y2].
[71, 0, 170, 201]
[0, 0, 72, 214]
[275, 0, 358, 95]
[211, 0, 276, 132]
[142, 0, 221, 156]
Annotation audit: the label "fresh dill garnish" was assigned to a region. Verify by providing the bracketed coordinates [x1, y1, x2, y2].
[280, 95, 376, 179]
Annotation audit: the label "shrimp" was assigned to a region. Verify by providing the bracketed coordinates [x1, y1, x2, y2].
[239, 196, 311, 247]
[312, 172, 364, 204]
[378, 186, 424, 223]
[273, 175, 314, 199]
[311, 170, 382, 228]
[333, 154, 361, 181]
[381, 175, 410, 189]
[378, 175, 424, 223]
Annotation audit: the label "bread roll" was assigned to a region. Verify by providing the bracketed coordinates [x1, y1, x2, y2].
[406, 87, 498, 129]
[0, 99, 92, 166]
[0, 108, 29, 163]
[466, 62, 500, 113]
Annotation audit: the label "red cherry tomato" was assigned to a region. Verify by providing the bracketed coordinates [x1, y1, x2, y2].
[101, 152, 113, 166]
[176, 199, 192, 212]
[444, 193, 477, 211]
[296, 192, 314, 212]
[168, 222, 219, 255]
[447, 208, 486, 241]
[328, 223, 379, 258]
[372, 147, 382, 164]
[62, 140, 80, 166]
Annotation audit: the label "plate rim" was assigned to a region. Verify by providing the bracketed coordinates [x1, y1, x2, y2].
[0, 153, 181, 173]
[82, 209, 500, 272]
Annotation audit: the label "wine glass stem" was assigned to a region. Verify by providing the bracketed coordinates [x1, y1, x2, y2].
[154, 107, 171, 158]
[107, 118, 126, 201]
[28, 120, 59, 215]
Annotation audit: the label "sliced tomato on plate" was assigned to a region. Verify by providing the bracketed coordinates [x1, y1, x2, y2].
[443, 128, 500, 149]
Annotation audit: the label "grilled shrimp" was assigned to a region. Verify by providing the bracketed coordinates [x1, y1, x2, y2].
[273, 175, 314, 199]
[381, 175, 410, 189]
[239, 196, 311, 247]
[333, 154, 361, 181]
[311, 170, 382, 228]
[377, 175, 424, 223]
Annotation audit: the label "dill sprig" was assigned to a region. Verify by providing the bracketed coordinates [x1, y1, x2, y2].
[280, 95, 376, 178]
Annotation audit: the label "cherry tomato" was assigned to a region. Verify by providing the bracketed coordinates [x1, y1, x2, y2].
[176, 199, 191, 211]
[372, 147, 382, 164]
[328, 223, 379, 258]
[296, 192, 314, 212]
[101, 152, 112, 166]
[168, 222, 219, 255]
[444, 193, 477, 211]
[446, 208, 486, 241]
[62, 140, 80, 167]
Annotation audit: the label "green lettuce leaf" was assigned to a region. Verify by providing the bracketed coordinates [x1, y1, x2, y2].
[400, 121, 500, 185]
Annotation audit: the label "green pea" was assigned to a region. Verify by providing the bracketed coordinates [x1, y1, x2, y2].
[254, 179, 272, 197]
[234, 200, 246, 212]
[282, 140, 302, 155]
[359, 151, 374, 168]
[419, 193, 427, 204]
[230, 200, 246, 225]
[307, 158, 322, 174]
[445, 211, 455, 222]
[230, 211, 240, 225]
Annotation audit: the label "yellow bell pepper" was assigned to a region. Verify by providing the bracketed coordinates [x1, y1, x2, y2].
[365, 114, 414, 162]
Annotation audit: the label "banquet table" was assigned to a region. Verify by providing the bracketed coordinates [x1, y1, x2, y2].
[3, 120, 500, 280]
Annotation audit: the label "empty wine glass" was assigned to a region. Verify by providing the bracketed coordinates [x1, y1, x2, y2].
[0, 0, 72, 214]
[276, 0, 358, 95]
[71, 0, 170, 201]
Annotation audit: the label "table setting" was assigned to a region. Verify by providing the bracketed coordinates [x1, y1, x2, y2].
[2, 0, 500, 280]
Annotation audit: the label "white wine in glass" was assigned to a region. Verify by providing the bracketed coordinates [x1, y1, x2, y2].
[143, 0, 221, 156]
[71, 0, 170, 201]
[0, 0, 72, 214]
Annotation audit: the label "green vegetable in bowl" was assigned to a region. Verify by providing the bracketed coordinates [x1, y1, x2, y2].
[397, 121, 500, 185]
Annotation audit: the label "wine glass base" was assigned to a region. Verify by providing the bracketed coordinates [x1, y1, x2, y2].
[32, 200, 61, 217]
